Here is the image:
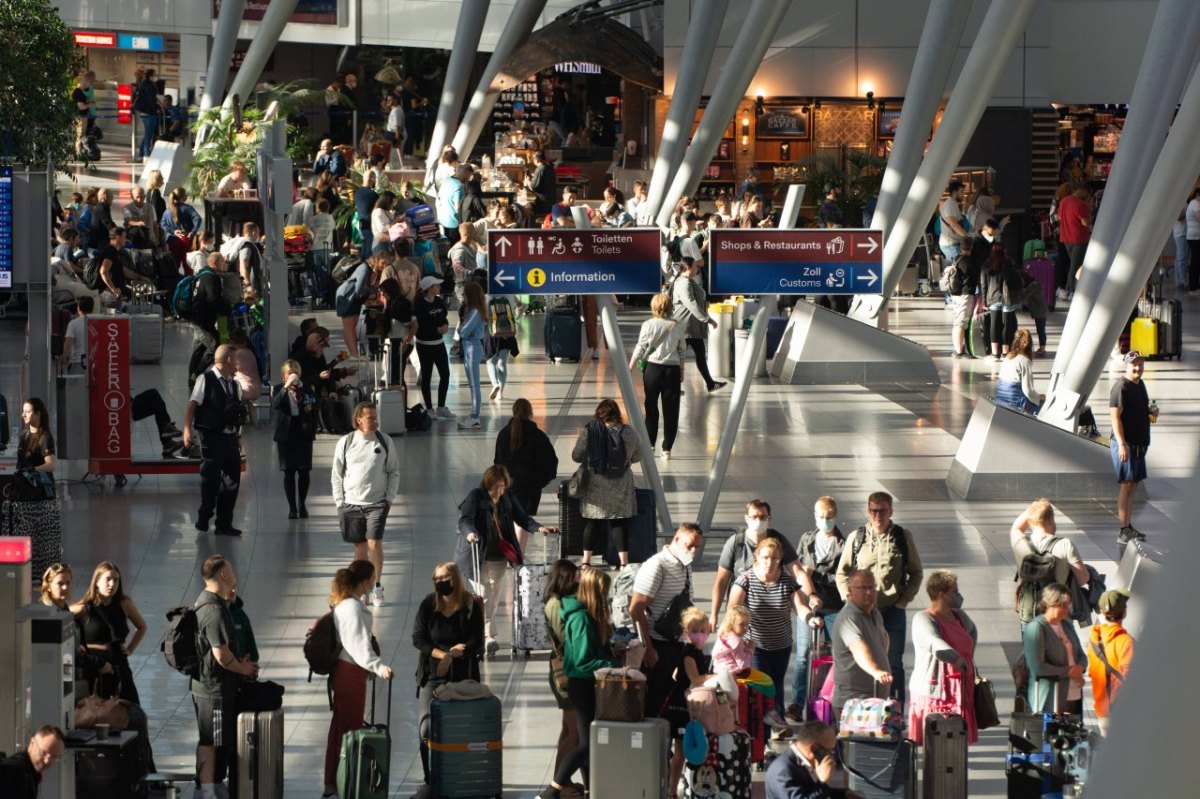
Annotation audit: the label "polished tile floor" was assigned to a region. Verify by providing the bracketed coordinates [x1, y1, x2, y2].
[8, 152, 1195, 798]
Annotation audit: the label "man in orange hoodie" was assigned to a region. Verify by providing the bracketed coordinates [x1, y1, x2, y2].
[1087, 589, 1135, 735]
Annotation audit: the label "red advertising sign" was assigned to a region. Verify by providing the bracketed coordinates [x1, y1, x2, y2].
[73, 31, 116, 47]
[116, 84, 132, 125]
[87, 317, 131, 463]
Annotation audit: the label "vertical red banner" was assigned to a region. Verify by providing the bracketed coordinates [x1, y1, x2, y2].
[87, 317, 131, 463]
[117, 84, 132, 125]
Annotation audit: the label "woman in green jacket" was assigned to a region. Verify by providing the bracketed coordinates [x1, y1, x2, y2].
[537, 568, 613, 799]
[543, 560, 582, 781]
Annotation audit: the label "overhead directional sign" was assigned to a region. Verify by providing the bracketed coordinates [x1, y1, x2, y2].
[709, 228, 885, 295]
[487, 228, 662, 295]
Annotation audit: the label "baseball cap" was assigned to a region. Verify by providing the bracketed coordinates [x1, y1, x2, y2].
[1098, 589, 1130, 615]
[1123, 350, 1144, 364]
[419, 275, 441, 291]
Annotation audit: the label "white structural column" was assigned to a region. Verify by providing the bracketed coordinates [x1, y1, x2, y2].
[850, 0, 970, 324]
[1043, 0, 1200, 425]
[424, 0, 491, 180]
[263, 120, 292, 379]
[1087, 468, 1200, 799]
[571, 207, 674, 537]
[449, 0, 549, 160]
[200, 0, 246, 111]
[695, 184, 802, 533]
[641, 0, 729, 224]
[654, 0, 792, 230]
[873, 0, 1038, 310]
[222, 0, 300, 111]
[1057, 59, 1200, 406]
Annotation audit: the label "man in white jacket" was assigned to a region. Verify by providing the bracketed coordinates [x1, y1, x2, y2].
[332, 401, 401, 607]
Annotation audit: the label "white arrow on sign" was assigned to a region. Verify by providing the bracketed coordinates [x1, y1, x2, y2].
[493, 269, 515, 285]
[495, 235, 513, 257]
[856, 236, 879, 255]
[856, 268, 879, 287]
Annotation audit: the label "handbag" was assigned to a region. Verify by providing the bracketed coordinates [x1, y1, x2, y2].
[594, 667, 647, 722]
[238, 678, 285, 713]
[14, 468, 55, 501]
[837, 697, 904, 739]
[566, 464, 588, 499]
[75, 683, 131, 731]
[973, 673, 1000, 730]
[493, 511, 521, 566]
[549, 655, 569, 692]
[686, 685, 737, 735]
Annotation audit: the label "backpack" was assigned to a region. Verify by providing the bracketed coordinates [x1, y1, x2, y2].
[303, 611, 342, 678]
[162, 597, 222, 677]
[939, 258, 965, 295]
[331, 254, 365, 285]
[849, 525, 911, 585]
[1014, 536, 1061, 623]
[172, 267, 211, 319]
[610, 563, 640, 630]
[83, 258, 104, 291]
[406, 404, 433, 432]
[588, 421, 629, 479]
[666, 235, 683, 262]
[489, 296, 515, 336]
[337, 430, 390, 479]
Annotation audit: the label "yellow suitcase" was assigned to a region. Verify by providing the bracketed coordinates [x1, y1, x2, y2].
[1131, 317, 1159, 357]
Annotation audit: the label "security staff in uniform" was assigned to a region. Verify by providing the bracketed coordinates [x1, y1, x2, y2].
[183, 344, 247, 536]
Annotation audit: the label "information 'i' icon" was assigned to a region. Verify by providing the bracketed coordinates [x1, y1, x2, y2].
[528, 268, 546, 287]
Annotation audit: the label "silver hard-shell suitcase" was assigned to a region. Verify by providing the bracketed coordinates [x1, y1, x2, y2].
[589, 718, 670, 798]
[512, 531, 560, 656]
[922, 713, 967, 799]
[237, 708, 284, 799]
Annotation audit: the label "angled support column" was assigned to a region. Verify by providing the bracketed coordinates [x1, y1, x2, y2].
[572, 208, 674, 536]
[262, 120, 292, 379]
[850, 0, 970, 325]
[424, 0, 491, 181]
[223, 0, 299, 110]
[872, 0, 1038, 311]
[641, 0, 729, 224]
[654, 0, 792, 229]
[695, 185, 802, 533]
[1043, 0, 1200, 426]
[200, 0, 246, 111]
[449, 0, 549, 162]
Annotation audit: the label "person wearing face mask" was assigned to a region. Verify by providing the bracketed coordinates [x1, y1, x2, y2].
[787, 496, 848, 723]
[907, 570, 979, 746]
[664, 607, 715, 794]
[629, 523, 704, 720]
[323, 560, 394, 798]
[711, 498, 809, 624]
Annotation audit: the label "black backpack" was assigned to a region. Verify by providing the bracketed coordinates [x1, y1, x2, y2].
[303, 611, 342, 679]
[588, 422, 628, 478]
[83, 257, 104, 291]
[406, 404, 433, 432]
[162, 597, 221, 677]
[849, 525, 912, 590]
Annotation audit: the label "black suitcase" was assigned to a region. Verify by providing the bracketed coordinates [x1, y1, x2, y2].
[556, 481, 586, 556]
[76, 744, 145, 799]
[545, 309, 582, 362]
[604, 487, 657, 566]
[1155, 298, 1182, 360]
[839, 737, 916, 799]
[922, 714, 968, 799]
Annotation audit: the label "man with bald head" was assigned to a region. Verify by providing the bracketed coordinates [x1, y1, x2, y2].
[184, 344, 247, 535]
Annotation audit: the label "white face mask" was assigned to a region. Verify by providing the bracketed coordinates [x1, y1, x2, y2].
[814, 517, 836, 534]
[745, 518, 768, 537]
[675, 547, 695, 567]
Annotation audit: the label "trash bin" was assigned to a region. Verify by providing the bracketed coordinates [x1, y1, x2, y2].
[733, 328, 769, 379]
[707, 302, 735, 379]
[734, 296, 761, 330]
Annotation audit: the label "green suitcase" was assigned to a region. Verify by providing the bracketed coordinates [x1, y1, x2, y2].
[337, 679, 391, 799]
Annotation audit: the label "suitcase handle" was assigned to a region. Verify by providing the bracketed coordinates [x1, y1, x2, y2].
[370, 672, 393, 729]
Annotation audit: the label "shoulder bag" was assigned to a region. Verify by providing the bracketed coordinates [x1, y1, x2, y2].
[75, 682, 131, 731]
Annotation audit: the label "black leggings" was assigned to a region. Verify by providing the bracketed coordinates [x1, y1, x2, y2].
[583, 519, 627, 554]
[416, 341, 450, 408]
[554, 678, 596, 788]
[283, 469, 310, 512]
[1188, 238, 1200, 290]
[989, 309, 1016, 352]
[642, 362, 681, 451]
[686, 338, 717, 389]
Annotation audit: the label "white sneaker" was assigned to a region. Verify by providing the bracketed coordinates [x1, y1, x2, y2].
[457, 416, 481, 429]
[661, 450, 671, 461]
[763, 709, 791, 728]
[436, 406, 456, 420]
[485, 637, 499, 658]
[470, 417, 481, 429]
[371, 586, 385, 607]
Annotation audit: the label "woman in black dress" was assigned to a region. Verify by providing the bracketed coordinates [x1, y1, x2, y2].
[494, 398, 558, 550]
[272, 359, 318, 518]
[70, 561, 148, 705]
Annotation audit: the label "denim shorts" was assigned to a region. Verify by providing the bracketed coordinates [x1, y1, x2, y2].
[1110, 438, 1148, 483]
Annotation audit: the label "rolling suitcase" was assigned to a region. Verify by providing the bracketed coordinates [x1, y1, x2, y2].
[683, 730, 752, 799]
[1155, 298, 1182, 360]
[590, 718, 671, 799]
[129, 312, 164, 363]
[735, 684, 768, 765]
[545, 309, 582, 362]
[428, 693, 503, 799]
[369, 349, 406, 437]
[75, 745, 141, 798]
[556, 481, 586, 557]
[339, 385, 363, 432]
[512, 531, 560, 656]
[839, 736, 917, 799]
[237, 708, 284, 799]
[922, 714, 968, 799]
[604, 487, 657, 566]
[806, 626, 835, 724]
[337, 679, 391, 799]
[1130, 317, 1159, 357]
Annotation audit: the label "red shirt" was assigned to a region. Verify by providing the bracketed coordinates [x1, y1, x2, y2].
[1058, 194, 1091, 244]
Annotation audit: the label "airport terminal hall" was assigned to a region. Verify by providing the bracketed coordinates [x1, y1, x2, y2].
[3, 0, 1199, 797]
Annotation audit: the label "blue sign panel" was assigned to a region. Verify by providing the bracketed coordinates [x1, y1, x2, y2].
[487, 229, 662, 295]
[117, 34, 164, 52]
[709, 229, 884, 295]
[0, 167, 11, 289]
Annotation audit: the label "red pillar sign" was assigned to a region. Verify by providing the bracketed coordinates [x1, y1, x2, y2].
[87, 317, 131, 466]
[116, 84, 133, 125]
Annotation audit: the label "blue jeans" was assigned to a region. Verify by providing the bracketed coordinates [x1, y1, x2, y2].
[1175, 233, 1189, 288]
[139, 114, 158, 157]
[789, 608, 839, 709]
[462, 340, 483, 418]
[880, 604, 908, 701]
[751, 645, 792, 732]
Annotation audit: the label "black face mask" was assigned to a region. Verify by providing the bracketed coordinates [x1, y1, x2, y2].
[434, 580, 454, 596]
